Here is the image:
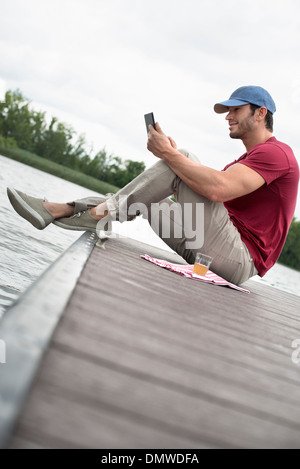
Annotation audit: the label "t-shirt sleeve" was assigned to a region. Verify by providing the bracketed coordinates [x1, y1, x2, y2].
[238, 144, 290, 185]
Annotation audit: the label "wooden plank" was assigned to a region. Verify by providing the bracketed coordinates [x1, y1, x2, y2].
[7, 344, 300, 449]
[9, 387, 218, 449]
[71, 282, 300, 347]
[50, 304, 300, 403]
[7, 236, 300, 449]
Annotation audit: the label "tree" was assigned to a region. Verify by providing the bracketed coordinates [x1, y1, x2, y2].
[125, 160, 146, 181]
[105, 158, 146, 187]
[278, 218, 300, 270]
[0, 90, 34, 150]
[0, 89, 146, 187]
[83, 148, 115, 180]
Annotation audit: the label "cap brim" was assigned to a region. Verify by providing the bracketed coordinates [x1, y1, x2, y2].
[214, 99, 250, 114]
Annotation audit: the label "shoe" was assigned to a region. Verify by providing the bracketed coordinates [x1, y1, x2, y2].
[7, 187, 54, 230]
[53, 210, 101, 232]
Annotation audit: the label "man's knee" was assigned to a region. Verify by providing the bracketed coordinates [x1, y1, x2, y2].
[178, 148, 189, 157]
[178, 148, 201, 163]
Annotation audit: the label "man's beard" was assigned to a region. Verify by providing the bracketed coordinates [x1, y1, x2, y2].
[229, 117, 254, 139]
[230, 129, 244, 139]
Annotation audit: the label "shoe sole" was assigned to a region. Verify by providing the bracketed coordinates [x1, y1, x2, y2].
[7, 188, 47, 230]
[53, 220, 97, 232]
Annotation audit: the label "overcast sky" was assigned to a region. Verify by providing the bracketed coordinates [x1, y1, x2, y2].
[1, 0, 300, 218]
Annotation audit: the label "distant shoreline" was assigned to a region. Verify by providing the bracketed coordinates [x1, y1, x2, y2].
[0, 146, 120, 195]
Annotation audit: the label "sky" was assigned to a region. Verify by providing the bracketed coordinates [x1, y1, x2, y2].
[1, 0, 300, 219]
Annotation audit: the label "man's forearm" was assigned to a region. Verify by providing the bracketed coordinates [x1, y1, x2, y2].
[147, 124, 265, 202]
[161, 148, 223, 202]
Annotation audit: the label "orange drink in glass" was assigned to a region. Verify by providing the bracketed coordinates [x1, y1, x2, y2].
[193, 253, 213, 276]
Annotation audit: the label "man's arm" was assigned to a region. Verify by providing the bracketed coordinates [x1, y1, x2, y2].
[147, 124, 265, 203]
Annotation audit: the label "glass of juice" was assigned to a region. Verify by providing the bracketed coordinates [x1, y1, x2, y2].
[193, 253, 213, 276]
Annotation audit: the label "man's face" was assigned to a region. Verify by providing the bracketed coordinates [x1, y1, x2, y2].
[225, 104, 256, 139]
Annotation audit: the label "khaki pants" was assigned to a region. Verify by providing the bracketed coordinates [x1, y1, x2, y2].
[70, 149, 257, 285]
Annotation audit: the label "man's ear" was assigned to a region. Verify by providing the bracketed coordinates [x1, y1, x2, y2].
[257, 106, 268, 121]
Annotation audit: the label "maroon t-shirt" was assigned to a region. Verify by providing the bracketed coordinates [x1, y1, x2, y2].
[223, 137, 299, 277]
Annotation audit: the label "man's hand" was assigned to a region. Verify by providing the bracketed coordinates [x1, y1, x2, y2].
[168, 136, 177, 149]
[147, 123, 177, 158]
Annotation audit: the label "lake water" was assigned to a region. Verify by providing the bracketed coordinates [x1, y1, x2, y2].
[0, 155, 299, 318]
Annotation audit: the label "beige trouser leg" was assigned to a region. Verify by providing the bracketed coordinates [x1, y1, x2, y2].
[70, 150, 257, 284]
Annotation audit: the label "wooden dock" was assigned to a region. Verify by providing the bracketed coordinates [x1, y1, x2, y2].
[1, 233, 300, 449]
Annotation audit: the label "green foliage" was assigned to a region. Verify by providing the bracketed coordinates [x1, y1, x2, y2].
[106, 159, 146, 187]
[0, 135, 17, 148]
[278, 218, 300, 271]
[0, 89, 145, 186]
[0, 90, 46, 151]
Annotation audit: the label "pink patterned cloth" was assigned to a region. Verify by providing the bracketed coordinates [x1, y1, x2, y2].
[141, 254, 250, 294]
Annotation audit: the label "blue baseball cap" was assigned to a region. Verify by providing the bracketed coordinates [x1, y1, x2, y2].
[214, 86, 276, 115]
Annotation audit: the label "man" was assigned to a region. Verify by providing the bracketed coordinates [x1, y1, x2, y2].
[7, 86, 299, 285]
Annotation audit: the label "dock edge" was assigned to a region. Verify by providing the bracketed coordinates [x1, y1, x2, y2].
[0, 231, 98, 448]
